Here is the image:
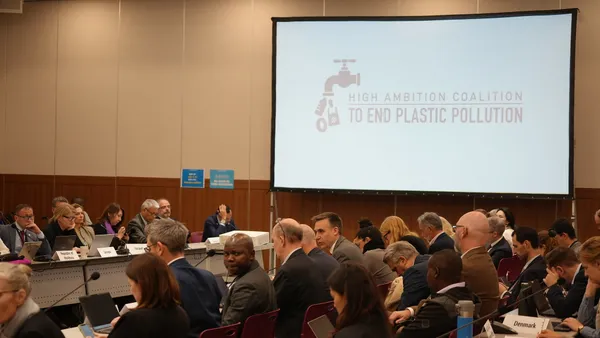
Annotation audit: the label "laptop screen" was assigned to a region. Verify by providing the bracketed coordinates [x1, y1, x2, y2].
[79, 293, 120, 328]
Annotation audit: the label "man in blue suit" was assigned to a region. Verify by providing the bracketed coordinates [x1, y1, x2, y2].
[202, 204, 237, 242]
[418, 212, 455, 254]
[146, 218, 221, 338]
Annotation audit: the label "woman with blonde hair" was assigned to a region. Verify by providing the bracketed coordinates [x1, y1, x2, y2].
[43, 203, 83, 249]
[440, 217, 455, 240]
[72, 203, 95, 249]
[0, 263, 63, 338]
[379, 216, 418, 248]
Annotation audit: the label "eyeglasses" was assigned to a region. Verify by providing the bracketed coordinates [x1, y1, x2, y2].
[144, 244, 156, 253]
[16, 215, 34, 220]
[452, 225, 465, 231]
[63, 216, 75, 221]
[0, 289, 18, 297]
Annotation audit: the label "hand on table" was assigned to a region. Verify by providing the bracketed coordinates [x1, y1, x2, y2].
[537, 330, 563, 338]
[562, 317, 583, 331]
[389, 310, 411, 325]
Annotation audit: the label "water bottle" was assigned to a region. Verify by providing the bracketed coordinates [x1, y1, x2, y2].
[456, 300, 475, 338]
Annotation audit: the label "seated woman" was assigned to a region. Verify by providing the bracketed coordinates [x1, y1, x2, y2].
[93, 203, 128, 246]
[73, 203, 95, 249]
[354, 227, 396, 285]
[380, 216, 420, 248]
[0, 263, 63, 338]
[43, 204, 83, 249]
[328, 262, 392, 338]
[96, 253, 190, 338]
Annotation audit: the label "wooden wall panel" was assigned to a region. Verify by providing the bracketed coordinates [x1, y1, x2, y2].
[248, 180, 271, 233]
[575, 189, 600, 242]
[55, 176, 116, 222]
[0, 174, 4, 220]
[275, 192, 321, 226]
[3, 175, 55, 226]
[116, 177, 181, 225]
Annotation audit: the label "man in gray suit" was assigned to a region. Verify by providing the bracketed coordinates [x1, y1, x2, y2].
[0, 204, 51, 257]
[312, 212, 364, 265]
[127, 199, 159, 244]
[221, 233, 277, 328]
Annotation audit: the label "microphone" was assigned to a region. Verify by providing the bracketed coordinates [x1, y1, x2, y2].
[194, 249, 218, 267]
[44, 272, 100, 312]
[435, 279, 562, 338]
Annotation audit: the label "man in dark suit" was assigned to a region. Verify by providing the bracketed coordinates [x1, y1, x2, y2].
[0, 204, 51, 257]
[272, 218, 330, 338]
[417, 212, 455, 254]
[221, 233, 277, 328]
[500, 226, 547, 310]
[550, 218, 582, 254]
[396, 250, 476, 338]
[544, 246, 592, 318]
[487, 216, 513, 268]
[312, 212, 364, 264]
[383, 241, 431, 312]
[127, 199, 159, 244]
[300, 223, 339, 289]
[202, 204, 237, 242]
[145, 218, 221, 338]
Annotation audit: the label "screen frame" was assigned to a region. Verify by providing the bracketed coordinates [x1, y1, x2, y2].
[270, 9, 578, 199]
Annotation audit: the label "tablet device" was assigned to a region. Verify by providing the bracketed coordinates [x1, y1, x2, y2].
[79, 293, 120, 334]
[19, 242, 41, 260]
[308, 315, 335, 338]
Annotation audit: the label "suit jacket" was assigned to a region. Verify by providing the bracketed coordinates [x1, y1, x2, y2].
[43, 221, 83, 250]
[488, 237, 513, 269]
[108, 305, 189, 338]
[428, 232, 454, 255]
[397, 255, 431, 310]
[462, 246, 499, 317]
[14, 311, 64, 338]
[0, 223, 51, 257]
[274, 248, 330, 338]
[333, 313, 392, 338]
[308, 247, 340, 285]
[570, 240, 582, 255]
[505, 255, 547, 308]
[364, 248, 396, 285]
[127, 214, 147, 244]
[398, 286, 474, 338]
[547, 265, 588, 318]
[169, 258, 222, 338]
[202, 214, 237, 242]
[332, 236, 364, 264]
[222, 260, 277, 327]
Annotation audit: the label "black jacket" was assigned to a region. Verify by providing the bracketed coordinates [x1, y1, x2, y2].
[202, 214, 237, 242]
[397, 255, 431, 310]
[398, 286, 475, 338]
[274, 248, 331, 338]
[504, 255, 547, 309]
[488, 237, 513, 269]
[547, 265, 588, 318]
[334, 313, 392, 338]
[308, 247, 340, 287]
[428, 232, 455, 255]
[14, 311, 64, 338]
[169, 258, 222, 338]
[108, 305, 189, 338]
[127, 214, 147, 244]
[43, 221, 83, 249]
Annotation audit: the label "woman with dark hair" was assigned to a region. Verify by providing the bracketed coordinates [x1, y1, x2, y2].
[93, 203, 128, 244]
[97, 253, 189, 338]
[496, 207, 516, 247]
[327, 262, 393, 338]
[354, 227, 396, 285]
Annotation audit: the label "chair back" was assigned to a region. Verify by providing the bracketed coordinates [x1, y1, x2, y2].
[377, 281, 392, 300]
[300, 301, 336, 338]
[240, 309, 279, 338]
[199, 323, 240, 338]
[190, 231, 204, 243]
[497, 255, 524, 283]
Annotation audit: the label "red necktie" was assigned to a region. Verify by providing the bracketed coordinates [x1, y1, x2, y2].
[19, 230, 25, 245]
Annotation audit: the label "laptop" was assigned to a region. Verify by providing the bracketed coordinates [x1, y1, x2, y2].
[19, 242, 41, 260]
[53, 235, 77, 252]
[308, 315, 335, 338]
[89, 235, 117, 257]
[79, 293, 120, 334]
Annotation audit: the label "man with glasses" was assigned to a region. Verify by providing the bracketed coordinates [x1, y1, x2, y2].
[127, 199, 159, 244]
[0, 204, 51, 257]
[157, 198, 173, 220]
[487, 216, 513, 268]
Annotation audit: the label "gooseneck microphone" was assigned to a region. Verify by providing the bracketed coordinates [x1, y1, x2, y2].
[44, 271, 101, 312]
[194, 249, 218, 268]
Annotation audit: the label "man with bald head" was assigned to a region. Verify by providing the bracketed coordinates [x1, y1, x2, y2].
[454, 211, 500, 317]
[300, 223, 339, 286]
[221, 233, 277, 328]
[272, 218, 330, 338]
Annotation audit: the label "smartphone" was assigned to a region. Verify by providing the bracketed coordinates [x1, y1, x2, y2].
[79, 324, 94, 337]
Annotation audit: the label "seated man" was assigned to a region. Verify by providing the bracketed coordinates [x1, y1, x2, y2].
[487, 216, 513, 268]
[383, 241, 431, 311]
[156, 198, 173, 220]
[128, 199, 159, 244]
[221, 233, 277, 328]
[202, 204, 237, 242]
[0, 204, 51, 257]
[499, 226, 547, 310]
[549, 218, 582, 254]
[312, 212, 364, 264]
[418, 212, 455, 254]
[396, 249, 476, 338]
[544, 246, 592, 318]
[145, 218, 221, 337]
[300, 223, 339, 285]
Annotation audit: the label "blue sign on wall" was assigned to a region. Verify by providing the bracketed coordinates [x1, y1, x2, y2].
[210, 169, 234, 189]
[181, 169, 205, 188]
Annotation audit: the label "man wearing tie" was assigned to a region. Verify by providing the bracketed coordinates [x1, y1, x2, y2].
[0, 204, 51, 257]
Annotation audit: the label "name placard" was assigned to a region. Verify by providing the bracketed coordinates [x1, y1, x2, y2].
[126, 244, 146, 255]
[98, 247, 118, 258]
[482, 320, 496, 338]
[52, 250, 80, 261]
[502, 315, 551, 335]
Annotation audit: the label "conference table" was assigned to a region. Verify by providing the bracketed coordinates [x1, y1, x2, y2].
[30, 242, 273, 308]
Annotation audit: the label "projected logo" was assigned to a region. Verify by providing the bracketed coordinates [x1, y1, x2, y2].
[314, 59, 361, 132]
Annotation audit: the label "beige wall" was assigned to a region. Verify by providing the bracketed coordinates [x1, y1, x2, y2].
[0, 0, 598, 187]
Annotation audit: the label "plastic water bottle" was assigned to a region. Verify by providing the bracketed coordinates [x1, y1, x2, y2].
[456, 300, 475, 338]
